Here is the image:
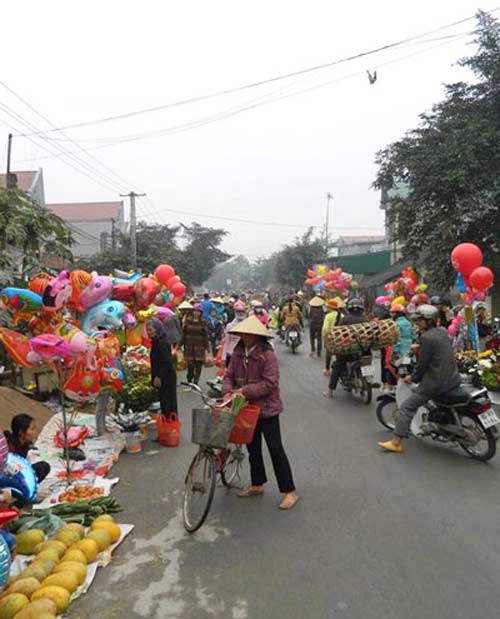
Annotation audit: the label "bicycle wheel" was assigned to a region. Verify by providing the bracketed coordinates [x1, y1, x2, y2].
[220, 445, 245, 488]
[183, 448, 216, 533]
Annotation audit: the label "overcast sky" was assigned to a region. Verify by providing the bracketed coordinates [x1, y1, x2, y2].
[0, 0, 492, 259]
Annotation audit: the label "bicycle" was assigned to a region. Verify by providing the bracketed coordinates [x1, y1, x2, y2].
[181, 383, 257, 533]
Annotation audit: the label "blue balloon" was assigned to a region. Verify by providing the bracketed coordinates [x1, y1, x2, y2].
[0, 534, 11, 591]
[0, 454, 37, 502]
[456, 273, 466, 293]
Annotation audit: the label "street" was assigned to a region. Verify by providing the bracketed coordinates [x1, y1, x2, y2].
[73, 342, 500, 619]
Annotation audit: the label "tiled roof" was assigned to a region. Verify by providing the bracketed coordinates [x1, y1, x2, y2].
[47, 201, 123, 222]
[338, 235, 386, 244]
[0, 170, 37, 192]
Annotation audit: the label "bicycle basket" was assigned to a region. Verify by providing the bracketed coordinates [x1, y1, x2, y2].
[191, 407, 235, 448]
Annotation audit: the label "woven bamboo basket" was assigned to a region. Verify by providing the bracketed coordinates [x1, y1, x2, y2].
[325, 319, 399, 355]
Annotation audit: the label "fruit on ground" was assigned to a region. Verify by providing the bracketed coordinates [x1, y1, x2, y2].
[15, 531, 45, 556]
[34, 541, 66, 559]
[0, 593, 29, 618]
[90, 521, 121, 543]
[34, 549, 60, 564]
[73, 539, 99, 562]
[20, 562, 53, 583]
[4, 578, 41, 598]
[60, 523, 84, 540]
[41, 571, 79, 595]
[92, 515, 114, 524]
[53, 561, 86, 585]
[11, 598, 57, 619]
[62, 548, 87, 565]
[31, 586, 70, 614]
[85, 529, 111, 552]
[53, 529, 81, 548]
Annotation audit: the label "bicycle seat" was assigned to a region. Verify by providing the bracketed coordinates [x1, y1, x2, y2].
[434, 389, 470, 408]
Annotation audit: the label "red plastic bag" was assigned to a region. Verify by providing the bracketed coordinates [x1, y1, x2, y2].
[156, 413, 181, 447]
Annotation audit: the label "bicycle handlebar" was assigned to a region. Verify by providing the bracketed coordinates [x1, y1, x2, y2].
[179, 381, 231, 408]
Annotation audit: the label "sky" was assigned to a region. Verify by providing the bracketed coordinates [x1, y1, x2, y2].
[0, 0, 494, 259]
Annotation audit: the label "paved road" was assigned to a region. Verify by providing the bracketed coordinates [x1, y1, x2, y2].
[73, 341, 500, 619]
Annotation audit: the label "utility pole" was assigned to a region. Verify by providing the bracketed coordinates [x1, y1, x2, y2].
[325, 192, 333, 259]
[120, 191, 145, 270]
[5, 133, 13, 188]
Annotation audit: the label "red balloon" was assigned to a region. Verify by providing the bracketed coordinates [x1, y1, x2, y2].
[154, 264, 175, 286]
[469, 266, 494, 291]
[167, 275, 181, 290]
[307, 269, 315, 278]
[171, 282, 186, 298]
[134, 277, 159, 309]
[312, 277, 320, 285]
[451, 243, 483, 275]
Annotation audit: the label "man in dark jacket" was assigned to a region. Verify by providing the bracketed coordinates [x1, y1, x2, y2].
[308, 296, 325, 358]
[378, 304, 461, 453]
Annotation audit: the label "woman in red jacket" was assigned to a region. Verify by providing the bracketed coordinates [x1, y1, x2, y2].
[222, 316, 298, 510]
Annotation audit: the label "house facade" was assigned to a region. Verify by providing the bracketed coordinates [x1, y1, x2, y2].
[335, 235, 388, 257]
[0, 169, 46, 206]
[47, 201, 125, 258]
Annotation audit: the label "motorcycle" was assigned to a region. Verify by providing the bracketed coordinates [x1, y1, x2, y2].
[376, 356, 499, 461]
[339, 352, 378, 405]
[286, 324, 302, 354]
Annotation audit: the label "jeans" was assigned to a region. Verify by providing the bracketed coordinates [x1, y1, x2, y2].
[247, 416, 295, 493]
[394, 392, 430, 437]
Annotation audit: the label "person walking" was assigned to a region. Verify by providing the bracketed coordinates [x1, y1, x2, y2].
[180, 305, 210, 385]
[222, 316, 298, 510]
[222, 300, 248, 366]
[321, 298, 344, 375]
[308, 296, 325, 358]
[146, 318, 178, 416]
[206, 307, 223, 356]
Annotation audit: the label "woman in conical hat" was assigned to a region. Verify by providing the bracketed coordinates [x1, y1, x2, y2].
[222, 316, 298, 510]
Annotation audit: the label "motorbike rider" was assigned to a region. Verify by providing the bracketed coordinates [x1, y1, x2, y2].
[378, 304, 461, 453]
[280, 297, 304, 345]
[324, 298, 368, 397]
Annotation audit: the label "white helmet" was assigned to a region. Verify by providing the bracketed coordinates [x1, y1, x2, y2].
[413, 304, 439, 321]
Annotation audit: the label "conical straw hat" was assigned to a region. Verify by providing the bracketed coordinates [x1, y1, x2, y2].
[179, 301, 193, 310]
[309, 296, 325, 307]
[229, 315, 274, 339]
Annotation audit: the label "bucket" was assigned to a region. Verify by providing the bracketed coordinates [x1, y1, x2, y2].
[125, 431, 142, 453]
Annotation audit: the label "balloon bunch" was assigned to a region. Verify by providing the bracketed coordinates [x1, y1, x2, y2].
[304, 266, 357, 294]
[375, 266, 428, 312]
[451, 243, 494, 305]
[0, 263, 187, 403]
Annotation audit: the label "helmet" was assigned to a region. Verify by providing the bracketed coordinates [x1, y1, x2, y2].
[390, 303, 406, 314]
[346, 298, 364, 313]
[430, 295, 441, 305]
[413, 304, 439, 321]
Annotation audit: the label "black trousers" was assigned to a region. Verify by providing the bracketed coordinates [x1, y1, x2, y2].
[247, 416, 295, 493]
[158, 368, 178, 415]
[329, 357, 347, 390]
[309, 328, 322, 356]
[187, 361, 203, 385]
[33, 461, 50, 483]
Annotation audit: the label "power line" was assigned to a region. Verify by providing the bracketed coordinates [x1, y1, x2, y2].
[12, 31, 471, 164]
[17, 7, 498, 137]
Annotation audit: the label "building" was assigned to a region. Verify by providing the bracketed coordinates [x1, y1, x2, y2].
[380, 182, 410, 265]
[47, 201, 125, 258]
[0, 168, 46, 206]
[335, 235, 388, 257]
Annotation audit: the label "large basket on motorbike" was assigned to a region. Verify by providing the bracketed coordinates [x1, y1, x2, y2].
[325, 319, 398, 355]
[191, 407, 236, 448]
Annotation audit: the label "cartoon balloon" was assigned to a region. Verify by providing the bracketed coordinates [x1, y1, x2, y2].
[0, 535, 11, 590]
[0, 454, 37, 502]
[450, 243, 483, 276]
[154, 264, 175, 286]
[134, 277, 159, 309]
[42, 271, 72, 313]
[80, 272, 113, 309]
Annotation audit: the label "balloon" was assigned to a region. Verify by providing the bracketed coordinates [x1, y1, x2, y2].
[0, 430, 8, 475]
[166, 275, 181, 290]
[171, 282, 186, 298]
[62, 357, 100, 402]
[29, 333, 73, 362]
[455, 273, 466, 294]
[28, 272, 52, 296]
[68, 270, 92, 309]
[134, 277, 159, 309]
[80, 272, 113, 309]
[81, 300, 125, 336]
[0, 287, 43, 325]
[375, 296, 389, 306]
[393, 296, 407, 306]
[451, 243, 483, 276]
[112, 282, 135, 302]
[317, 265, 326, 276]
[154, 264, 175, 286]
[0, 535, 10, 590]
[307, 269, 315, 279]
[42, 271, 72, 312]
[0, 453, 37, 502]
[0, 328, 37, 367]
[469, 266, 494, 292]
[474, 291, 486, 301]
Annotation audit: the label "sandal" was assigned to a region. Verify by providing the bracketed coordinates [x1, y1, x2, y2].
[279, 493, 299, 510]
[237, 486, 264, 498]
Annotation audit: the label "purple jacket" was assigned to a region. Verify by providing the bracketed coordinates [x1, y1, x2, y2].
[222, 341, 283, 418]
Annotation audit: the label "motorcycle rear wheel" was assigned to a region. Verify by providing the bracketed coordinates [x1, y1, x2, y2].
[353, 370, 372, 405]
[457, 413, 496, 462]
[376, 399, 398, 430]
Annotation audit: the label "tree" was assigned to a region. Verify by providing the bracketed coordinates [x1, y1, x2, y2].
[205, 255, 254, 291]
[0, 188, 73, 280]
[274, 228, 324, 289]
[374, 11, 500, 307]
[177, 223, 230, 287]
